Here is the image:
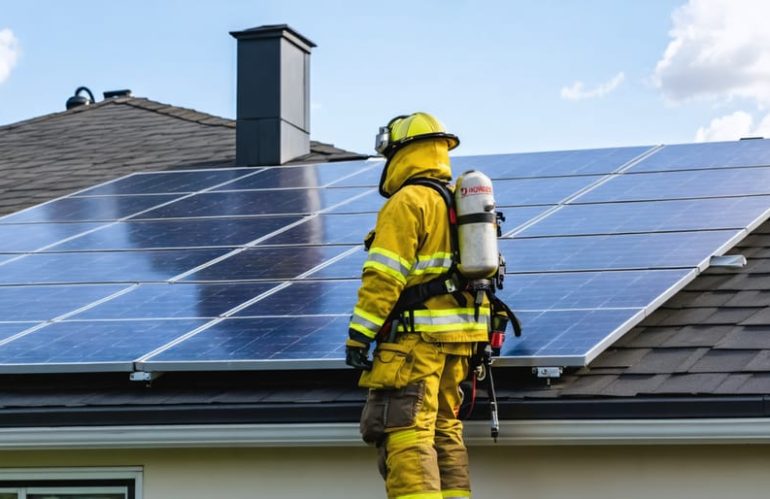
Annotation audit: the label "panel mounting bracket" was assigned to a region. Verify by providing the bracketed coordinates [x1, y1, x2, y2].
[710, 254, 747, 268]
[532, 367, 563, 386]
[130, 371, 162, 384]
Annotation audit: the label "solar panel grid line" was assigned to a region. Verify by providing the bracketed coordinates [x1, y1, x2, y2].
[166, 215, 351, 282]
[502, 145, 666, 238]
[323, 162, 382, 188]
[0, 284, 140, 349]
[0, 168, 276, 267]
[133, 283, 298, 364]
[581, 309, 649, 366]
[218, 281, 295, 318]
[133, 317, 227, 363]
[136, 249, 363, 368]
[0, 172, 149, 224]
[527, 308, 645, 365]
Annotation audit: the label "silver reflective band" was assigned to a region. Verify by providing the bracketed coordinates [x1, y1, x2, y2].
[350, 313, 382, 333]
[412, 256, 453, 273]
[365, 252, 411, 278]
[409, 312, 490, 327]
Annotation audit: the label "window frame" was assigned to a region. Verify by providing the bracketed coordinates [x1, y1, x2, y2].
[0, 467, 142, 499]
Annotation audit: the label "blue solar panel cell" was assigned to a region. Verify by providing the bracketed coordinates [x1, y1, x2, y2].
[76, 169, 259, 196]
[499, 230, 741, 272]
[577, 167, 770, 203]
[518, 196, 770, 237]
[71, 282, 276, 319]
[494, 176, 602, 206]
[0, 323, 38, 342]
[50, 216, 302, 251]
[182, 246, 357, 282]
[0, 195, 180, 223]
[261, 213, 377, 245]
[450, 146, 651, 179]
[234, 280, 360, 316]
[0, 222, 104, 252]
[629, 139, 770, 173]
[212, 161, 371, 190]
[135, 188, 378, 219]
[144, 316, 348, 366]
[498, 270, 692, 310]
[0, 284, 130, 321]
[0, 249, 227, 285]
[306, 247, 366, 279]
[327, 163, 383, 187]
[500, 308, 643, 361]
[0, 319, 207, 371]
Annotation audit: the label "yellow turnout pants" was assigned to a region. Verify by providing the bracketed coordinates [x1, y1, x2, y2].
[359, 333, 473, 499]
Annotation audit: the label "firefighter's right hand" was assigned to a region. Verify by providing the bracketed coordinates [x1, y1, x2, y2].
[345, 337, 373, 371]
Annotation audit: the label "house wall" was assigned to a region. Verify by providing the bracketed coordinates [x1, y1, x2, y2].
[1, 444, 770, 498]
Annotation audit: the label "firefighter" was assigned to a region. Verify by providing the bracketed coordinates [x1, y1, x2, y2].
[345, 112, 490, 499]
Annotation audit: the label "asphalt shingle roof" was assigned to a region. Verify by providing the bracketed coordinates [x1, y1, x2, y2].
[0, 96, 365, 217]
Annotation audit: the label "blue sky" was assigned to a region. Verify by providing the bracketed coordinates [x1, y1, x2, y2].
[2, 0, 770, 156]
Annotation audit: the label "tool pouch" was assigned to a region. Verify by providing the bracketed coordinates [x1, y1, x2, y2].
[358, 335, 418, 389]
[360, 381, 425, 445]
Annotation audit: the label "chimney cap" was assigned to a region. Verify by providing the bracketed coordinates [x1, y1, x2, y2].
[230, 24, 316, 52]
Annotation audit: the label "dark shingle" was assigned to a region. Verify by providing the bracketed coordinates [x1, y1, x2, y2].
[625, 348, 708, 374]
[715, 327, 770, 349]
[688, 350, 762, 373]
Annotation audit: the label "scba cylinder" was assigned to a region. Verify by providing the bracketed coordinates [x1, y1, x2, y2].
[455, 170, 499, 278]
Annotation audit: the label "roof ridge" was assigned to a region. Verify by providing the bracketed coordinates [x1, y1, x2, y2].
[118, 98, 235, 128]
[0, 97, 235, 133]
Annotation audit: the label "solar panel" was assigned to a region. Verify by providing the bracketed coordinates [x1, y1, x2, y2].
[0, 222, 104, 252]
[500, 230, 742, 272]
[210, 160, 373, 190]
[0, 139, 768, 374]
[0, 284, 130, 321]
[577, 167, 770, 203]
[517, 196, 770, 237]
[49, 216, 303, 251]
[134, 188, 380, 219]
[0, 195, 180, 223]
[0, 319, 209, 373]
[628, 139, 770, 173]
[75, 168, 260, 196]
[450, 146, 652, 178]
[70, 283, 276, 320]
[0, 249, 228, 285]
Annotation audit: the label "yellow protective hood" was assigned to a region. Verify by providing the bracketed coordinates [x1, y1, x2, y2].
[379, 140, 453, 198]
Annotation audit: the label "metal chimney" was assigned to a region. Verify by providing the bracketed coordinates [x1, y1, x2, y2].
[230, 24, 316, 166]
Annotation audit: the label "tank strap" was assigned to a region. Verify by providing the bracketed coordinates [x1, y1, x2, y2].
[402, 177, 460, 264]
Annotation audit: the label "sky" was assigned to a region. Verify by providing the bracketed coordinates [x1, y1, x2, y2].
[2, 0, 770, 156]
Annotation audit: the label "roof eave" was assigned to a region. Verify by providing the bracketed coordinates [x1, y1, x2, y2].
[4, 417, 770, 451]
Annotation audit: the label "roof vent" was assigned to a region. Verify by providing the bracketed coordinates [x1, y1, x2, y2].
[65, 86, 96, 110]
[740, 136, 764, 140]
[103, 89, 132, 99]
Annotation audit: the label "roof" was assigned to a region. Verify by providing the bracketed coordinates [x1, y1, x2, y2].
[0, 97, 769, 432]
[0, 96, 366, 217]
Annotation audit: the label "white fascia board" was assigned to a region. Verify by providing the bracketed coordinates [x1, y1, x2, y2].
[2, 419, 770, 450]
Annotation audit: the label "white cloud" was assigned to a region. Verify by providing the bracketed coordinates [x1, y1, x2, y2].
[695, 111, 754, 142]
[561, 72, 625, 101]
[0, 28, 19, 84]
[654, 0, 770, 106]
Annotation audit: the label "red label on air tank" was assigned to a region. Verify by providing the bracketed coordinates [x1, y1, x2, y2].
[460, 185, 492, 197]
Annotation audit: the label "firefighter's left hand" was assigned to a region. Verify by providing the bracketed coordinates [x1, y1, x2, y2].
[345, 338, 372, 371]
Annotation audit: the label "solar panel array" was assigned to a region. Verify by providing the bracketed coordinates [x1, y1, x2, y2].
[2, 139, 770, 373]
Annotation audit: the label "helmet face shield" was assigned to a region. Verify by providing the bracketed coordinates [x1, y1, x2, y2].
[374, 126, 390, 155]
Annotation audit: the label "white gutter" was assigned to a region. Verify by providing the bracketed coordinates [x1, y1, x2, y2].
[2, 419, 770, 450]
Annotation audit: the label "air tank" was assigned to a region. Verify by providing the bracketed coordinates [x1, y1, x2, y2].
[454, 170, 499, 278]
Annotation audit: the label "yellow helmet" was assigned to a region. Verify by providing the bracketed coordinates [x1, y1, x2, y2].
[375, 112, 460, 158]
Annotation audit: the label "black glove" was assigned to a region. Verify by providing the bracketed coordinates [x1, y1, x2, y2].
[345, 344, 373, 370]
[345, 330, 373, 370]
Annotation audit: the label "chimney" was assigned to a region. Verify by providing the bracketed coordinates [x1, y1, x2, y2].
[230, 24, 316, 166]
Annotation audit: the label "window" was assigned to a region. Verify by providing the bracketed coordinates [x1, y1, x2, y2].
[0, 468, 141, 499]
